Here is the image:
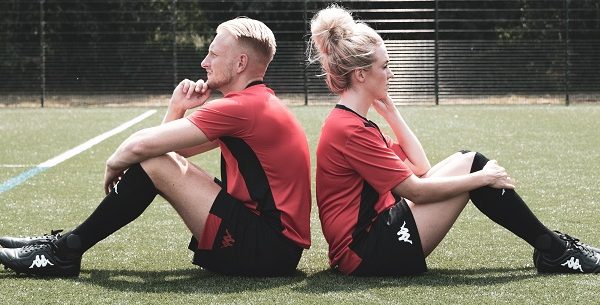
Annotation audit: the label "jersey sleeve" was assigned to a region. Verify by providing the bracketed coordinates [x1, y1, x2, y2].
[344, 126, 413, 194]
[186, 98, 250, 141]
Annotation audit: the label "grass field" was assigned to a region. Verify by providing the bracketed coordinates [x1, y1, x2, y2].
[1, 105, 599, 304]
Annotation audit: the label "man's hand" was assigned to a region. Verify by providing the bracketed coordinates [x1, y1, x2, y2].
[104, 163, 126, 195]
[169, 79, 212, 113]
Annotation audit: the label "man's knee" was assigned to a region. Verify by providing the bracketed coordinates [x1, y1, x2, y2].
[140, 152, 186, 178]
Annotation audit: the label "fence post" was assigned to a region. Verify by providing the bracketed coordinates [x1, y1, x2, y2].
[303, 0, 308, 106]
[564, 0, 570, 106]
[172, 0, 178, 89]
[434, 0, 439, 106]
[40, 0, 46, 107]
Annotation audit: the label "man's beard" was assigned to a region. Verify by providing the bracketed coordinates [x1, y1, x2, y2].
[206, 66, 235, 91]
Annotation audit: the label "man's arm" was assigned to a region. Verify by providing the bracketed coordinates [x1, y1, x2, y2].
[163, 78, 219, 157]
[163, 78, 211, 124]
[104, 116, 210, 194]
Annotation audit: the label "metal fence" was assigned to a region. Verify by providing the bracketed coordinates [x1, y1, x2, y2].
[1, 0, 599, 106]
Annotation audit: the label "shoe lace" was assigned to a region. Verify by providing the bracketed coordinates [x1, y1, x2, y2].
[21, 243, 53, 254]
[562, 237, 596, 259]
[25, 229, 63, 240]
[555, 230, 595, 251]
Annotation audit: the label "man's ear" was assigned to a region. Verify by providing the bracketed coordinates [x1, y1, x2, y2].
[353, 68, 366, 83]
[237, 53, 248, 73]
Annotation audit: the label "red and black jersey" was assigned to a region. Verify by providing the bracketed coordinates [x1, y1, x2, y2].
[187, 84, 311, 249]
[316, 105, 413, 273]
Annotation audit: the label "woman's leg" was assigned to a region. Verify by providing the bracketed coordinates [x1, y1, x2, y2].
[410, 150, 567, 259]
[406, 151, 476, 257]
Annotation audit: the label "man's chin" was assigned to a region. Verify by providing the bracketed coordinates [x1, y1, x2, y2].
[206, 81, 218, 90]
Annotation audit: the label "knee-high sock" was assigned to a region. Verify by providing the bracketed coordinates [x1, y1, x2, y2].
[465, 151, 566, 259]
[55, 163, 157, 257]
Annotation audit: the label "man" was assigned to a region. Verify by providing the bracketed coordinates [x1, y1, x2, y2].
[0, 17, 311, 277]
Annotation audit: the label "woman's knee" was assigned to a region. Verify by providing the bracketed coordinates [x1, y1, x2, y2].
[455, 151, 477, 169]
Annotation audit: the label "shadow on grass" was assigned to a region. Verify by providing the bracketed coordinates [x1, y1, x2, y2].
[0, 265, 540, 294]
[72, 267, 307, 293]
[293, 266, 538, 293]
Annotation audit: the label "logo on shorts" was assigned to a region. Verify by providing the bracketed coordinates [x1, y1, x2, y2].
[396, 221, 413, 244]
[221, 229, 235, 248]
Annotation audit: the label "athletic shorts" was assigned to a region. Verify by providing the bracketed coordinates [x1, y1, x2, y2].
[350, 199, 428, 276]
[188, 185, 303, 276]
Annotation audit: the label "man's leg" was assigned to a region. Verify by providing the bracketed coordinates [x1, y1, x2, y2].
[139, 152, 221, 239]
[0, 153, 220, 276]
[143, 153, 303, 276]
[54, 163, 158, 257]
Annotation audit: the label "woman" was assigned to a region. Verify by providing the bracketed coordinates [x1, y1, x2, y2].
[309, 5, 600, 276]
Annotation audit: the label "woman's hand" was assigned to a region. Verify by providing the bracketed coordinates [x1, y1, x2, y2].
[372, 94, 399, 119]
[481, 160, 515, 189]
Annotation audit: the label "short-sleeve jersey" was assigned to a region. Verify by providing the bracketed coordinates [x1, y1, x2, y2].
[187, 84, 311, 249]
[316, 105, 413, 273]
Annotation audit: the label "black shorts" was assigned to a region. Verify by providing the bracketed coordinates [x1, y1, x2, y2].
[350, 199, 428, 276]
[188, 188, 303, 276]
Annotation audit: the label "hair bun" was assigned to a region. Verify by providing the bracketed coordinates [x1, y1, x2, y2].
[310, 5, 354, 55]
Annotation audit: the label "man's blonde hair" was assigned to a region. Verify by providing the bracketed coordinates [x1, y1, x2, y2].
[217, 17, 277, 64]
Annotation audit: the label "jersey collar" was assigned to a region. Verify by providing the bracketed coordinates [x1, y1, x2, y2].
[245, 80, 265, 89]
[334, 104, 389, 147]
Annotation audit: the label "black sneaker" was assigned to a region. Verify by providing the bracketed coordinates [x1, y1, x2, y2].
[533, 239, 600, 274]
[554, 231, 600, 254]
[0, 242, 81, 277]
[0, 230, 63, 248]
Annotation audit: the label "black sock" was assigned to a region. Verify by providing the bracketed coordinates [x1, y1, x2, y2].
[55, 163, 158, 257]
[463, 151, 566, 259]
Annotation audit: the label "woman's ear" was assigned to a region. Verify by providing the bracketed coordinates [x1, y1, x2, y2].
[353, 69, 366, 83]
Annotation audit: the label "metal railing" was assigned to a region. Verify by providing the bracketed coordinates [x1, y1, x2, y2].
[1, 0, 598, 106]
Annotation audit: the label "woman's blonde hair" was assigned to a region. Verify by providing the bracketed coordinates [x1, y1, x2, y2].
[217, 17, 277, 64]
[308, 5, 382, 94]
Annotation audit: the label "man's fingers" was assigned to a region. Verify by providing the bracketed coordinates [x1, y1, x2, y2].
[186, 80, 196, 99]
[197, 79, 211, 94]
[181, 79, 190, 93]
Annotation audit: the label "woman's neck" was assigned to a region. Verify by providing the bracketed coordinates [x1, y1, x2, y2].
[338, 89, 372, 117]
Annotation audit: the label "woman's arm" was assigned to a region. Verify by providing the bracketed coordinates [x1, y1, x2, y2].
[393, 159, 514, 204]
[372, 95, 430, 176]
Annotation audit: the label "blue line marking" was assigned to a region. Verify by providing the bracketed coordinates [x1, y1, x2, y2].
[0, 166, 49, 194]
[0, 110, 156, 196]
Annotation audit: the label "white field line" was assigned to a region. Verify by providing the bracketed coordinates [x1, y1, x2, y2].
[0, 109, 156, 194]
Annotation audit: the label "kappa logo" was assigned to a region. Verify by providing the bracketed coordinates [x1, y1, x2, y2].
[396, 221, 413, 244]
[29, 255, 55, 269]
[561, 257, 584, 272]
[221, 229, 235, 248]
